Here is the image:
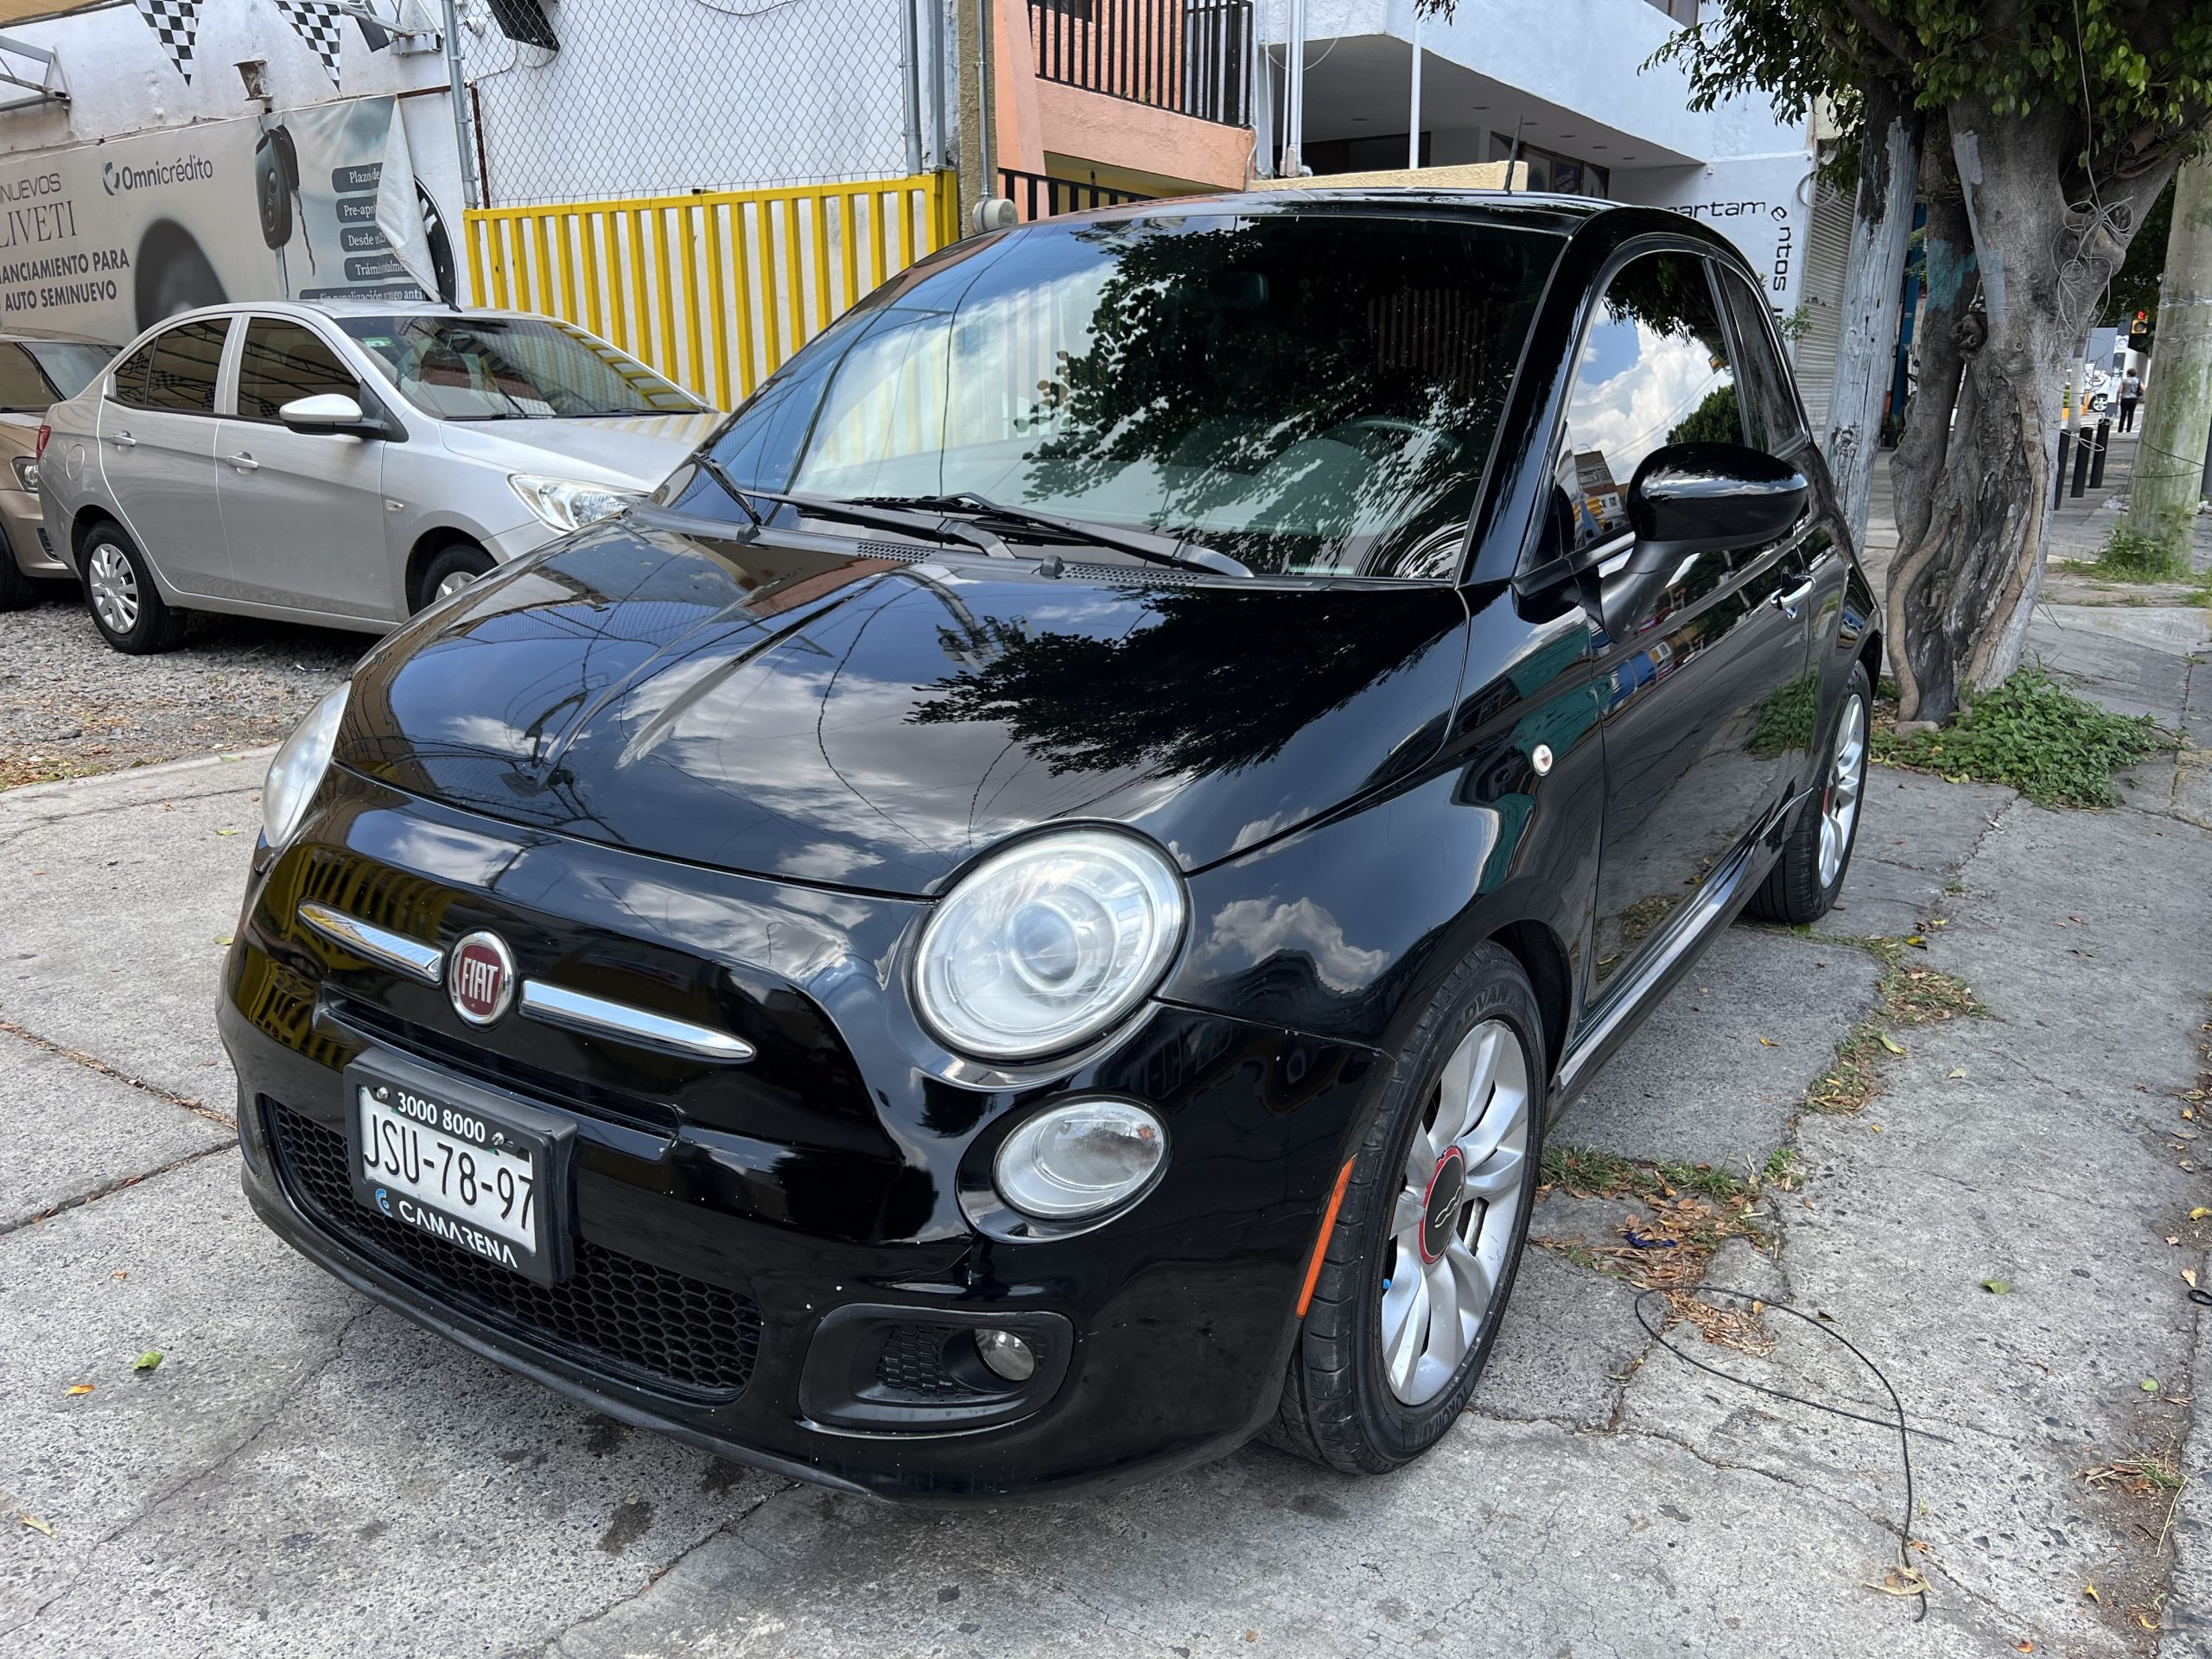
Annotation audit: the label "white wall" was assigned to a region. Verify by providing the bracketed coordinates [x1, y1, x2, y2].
[1280, 0, 1793, 166]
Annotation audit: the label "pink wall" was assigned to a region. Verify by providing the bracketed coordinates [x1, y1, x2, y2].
[995, 0, 1253, 194]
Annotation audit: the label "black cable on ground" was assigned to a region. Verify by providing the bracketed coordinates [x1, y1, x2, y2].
[1632, 1285, 1931, 1624]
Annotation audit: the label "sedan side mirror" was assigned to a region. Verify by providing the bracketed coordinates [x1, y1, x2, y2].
[1624, 442, 1808, 574]
[278, 391, 393, 440]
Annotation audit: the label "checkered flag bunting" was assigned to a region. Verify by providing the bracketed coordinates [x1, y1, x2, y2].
[130, 0, 200, 82]
[274, 0, 346, 86]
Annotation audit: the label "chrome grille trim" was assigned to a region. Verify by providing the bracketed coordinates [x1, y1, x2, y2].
[518, 980, 755, 1064]
[297, 901, 445, 986]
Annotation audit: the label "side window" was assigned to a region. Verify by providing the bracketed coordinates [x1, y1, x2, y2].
[1553, 251, 1738, 557]
[140, 319, 229, 415]
[237, 319, 359, 421]
[109, 341, 156, 408]
[1718, 269, 1808, 455]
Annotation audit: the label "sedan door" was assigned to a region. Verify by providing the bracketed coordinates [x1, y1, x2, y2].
[1567, 251, 1815, 1007]
[98, 319, 232, 599]
[214, 315, 394, 622]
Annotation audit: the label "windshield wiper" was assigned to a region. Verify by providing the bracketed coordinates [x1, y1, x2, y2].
[692, 473, 1016, 559]
[854, 492, 1253, 578]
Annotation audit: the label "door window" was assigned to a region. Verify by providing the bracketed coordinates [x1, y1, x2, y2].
[109, 341, 156, 407]
[1553, 252, 1738, 557]
[236, 319, 360, 422]
[135, 319, 229, 415]
[1717, 270, 1808, 455]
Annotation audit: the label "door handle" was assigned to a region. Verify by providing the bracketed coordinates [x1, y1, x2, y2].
[225, 452, 259, 473]
[110, 431, 136, 448]
[1771, 578, 1815, 620]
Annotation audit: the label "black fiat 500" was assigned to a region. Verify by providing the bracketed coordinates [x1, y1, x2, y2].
[220, 192, 1878, 1500]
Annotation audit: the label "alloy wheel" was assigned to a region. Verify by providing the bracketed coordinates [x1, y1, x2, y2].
[1818, 693, 1867, 889]
[1379, 1018, 1531, 1405]
[435, 570, 478, 601]
[87, 541, 138, 635]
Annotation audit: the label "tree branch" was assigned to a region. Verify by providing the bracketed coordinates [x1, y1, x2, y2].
[1837, 0, 1917, 75]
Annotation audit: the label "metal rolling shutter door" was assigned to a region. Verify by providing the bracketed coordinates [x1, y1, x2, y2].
[1794, 181, 1853, 431]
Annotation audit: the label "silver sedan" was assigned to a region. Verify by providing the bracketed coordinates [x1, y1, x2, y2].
[37, 301, 722, 653]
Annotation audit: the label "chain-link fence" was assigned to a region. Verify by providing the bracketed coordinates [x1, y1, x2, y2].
[464, 0, 941, 207]
[455, 0, 954, 406]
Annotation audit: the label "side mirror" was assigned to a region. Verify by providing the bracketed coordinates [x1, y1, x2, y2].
[1624, 442, 1808, 574]
[278, 391, 390, 439]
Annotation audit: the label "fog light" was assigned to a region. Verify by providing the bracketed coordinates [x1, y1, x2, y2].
[973, 1328, 1036, 1382]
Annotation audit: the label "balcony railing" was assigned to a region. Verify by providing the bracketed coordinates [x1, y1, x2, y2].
[1028, 0, 1255, 128]
[1000, 168, 1155, 222]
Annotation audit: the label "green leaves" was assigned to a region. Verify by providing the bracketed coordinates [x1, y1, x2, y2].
[131, 1350, 162, 1374]
[1872, 666, 2166, 808]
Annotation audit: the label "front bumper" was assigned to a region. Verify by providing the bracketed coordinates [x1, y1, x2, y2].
[220, 771, 1382, 1501]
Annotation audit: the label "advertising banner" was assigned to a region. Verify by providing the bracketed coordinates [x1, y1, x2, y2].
[0, 93, 453, 346]
[1622, 155, 1815, 324]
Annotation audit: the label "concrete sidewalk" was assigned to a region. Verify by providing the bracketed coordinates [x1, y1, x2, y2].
[3, 619, 2209, 1656]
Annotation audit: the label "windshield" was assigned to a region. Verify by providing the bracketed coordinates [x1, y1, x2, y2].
[0, 340, 109, 410]
[688, 211, 1558, 578]
[337, 315, 704, 421]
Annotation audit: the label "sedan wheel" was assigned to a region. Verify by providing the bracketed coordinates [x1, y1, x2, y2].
[79, 526, 188, 654]
[435, 569, 479, 601]
[1380, 1019, 1530, 1404]
[88, 541, 139, 634]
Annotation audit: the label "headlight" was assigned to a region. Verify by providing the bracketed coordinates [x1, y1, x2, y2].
[10, 454, 36, 490]
[263, 685, 348, 850]
[914, 829, 1186, 1061]
[995, 1100, 1167, 1219]
[507, 473, 642, 532]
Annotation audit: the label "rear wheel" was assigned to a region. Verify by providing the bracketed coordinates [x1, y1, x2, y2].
[1266, 944, 1546, 1473]
[1747, 660, 1872, 924]
[81, 523, 187, 654]
[412, 542, 494, 613]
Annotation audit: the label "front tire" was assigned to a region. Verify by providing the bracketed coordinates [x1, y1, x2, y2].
[411, 541, 494, 613]
[81, 523, 187, 654]
[1747, 660, 1872, 924]
[1266, 943, 1547, 1474]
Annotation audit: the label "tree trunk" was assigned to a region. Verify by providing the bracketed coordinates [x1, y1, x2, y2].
[1885, 101, 2180, 722]
[2130, 153, 2212, 551]
[1824, 77, 1920, 546]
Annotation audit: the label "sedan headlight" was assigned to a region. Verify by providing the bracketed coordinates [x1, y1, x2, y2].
[263, 685, 348, 850]
[508, 473, 643, 533]
[914, 829, 1186, 1061]
[10, 454, 36, 491]
[995, 1100, 1167, 1219]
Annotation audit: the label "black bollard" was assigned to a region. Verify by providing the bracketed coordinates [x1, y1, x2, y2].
[2088, 419, 2112, 489]
[2056, 429, 2072, 507]
[2072, 424, 2094, 496]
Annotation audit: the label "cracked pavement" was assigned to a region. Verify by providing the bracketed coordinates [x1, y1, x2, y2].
[3, 602, 2209, 1657]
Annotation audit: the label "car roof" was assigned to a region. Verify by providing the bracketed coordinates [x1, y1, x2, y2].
[1006, 188, 1753, 272]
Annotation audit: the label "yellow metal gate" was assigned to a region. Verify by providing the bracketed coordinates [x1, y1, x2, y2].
[464, 172, 960, 410]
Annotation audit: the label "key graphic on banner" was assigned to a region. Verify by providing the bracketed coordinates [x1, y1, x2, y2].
[131, 0, 201, 82]
[273, 0, 346, 86]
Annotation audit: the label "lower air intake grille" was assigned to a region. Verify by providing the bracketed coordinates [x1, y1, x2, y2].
[264, 1100, 760, 1400]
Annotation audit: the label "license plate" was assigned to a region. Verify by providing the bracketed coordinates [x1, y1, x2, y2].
[344, 1054, 573, 1287]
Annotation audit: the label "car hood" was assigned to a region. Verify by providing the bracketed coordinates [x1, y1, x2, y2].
[337, 522, 1470, 895]
[435, 411, 723, 491]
